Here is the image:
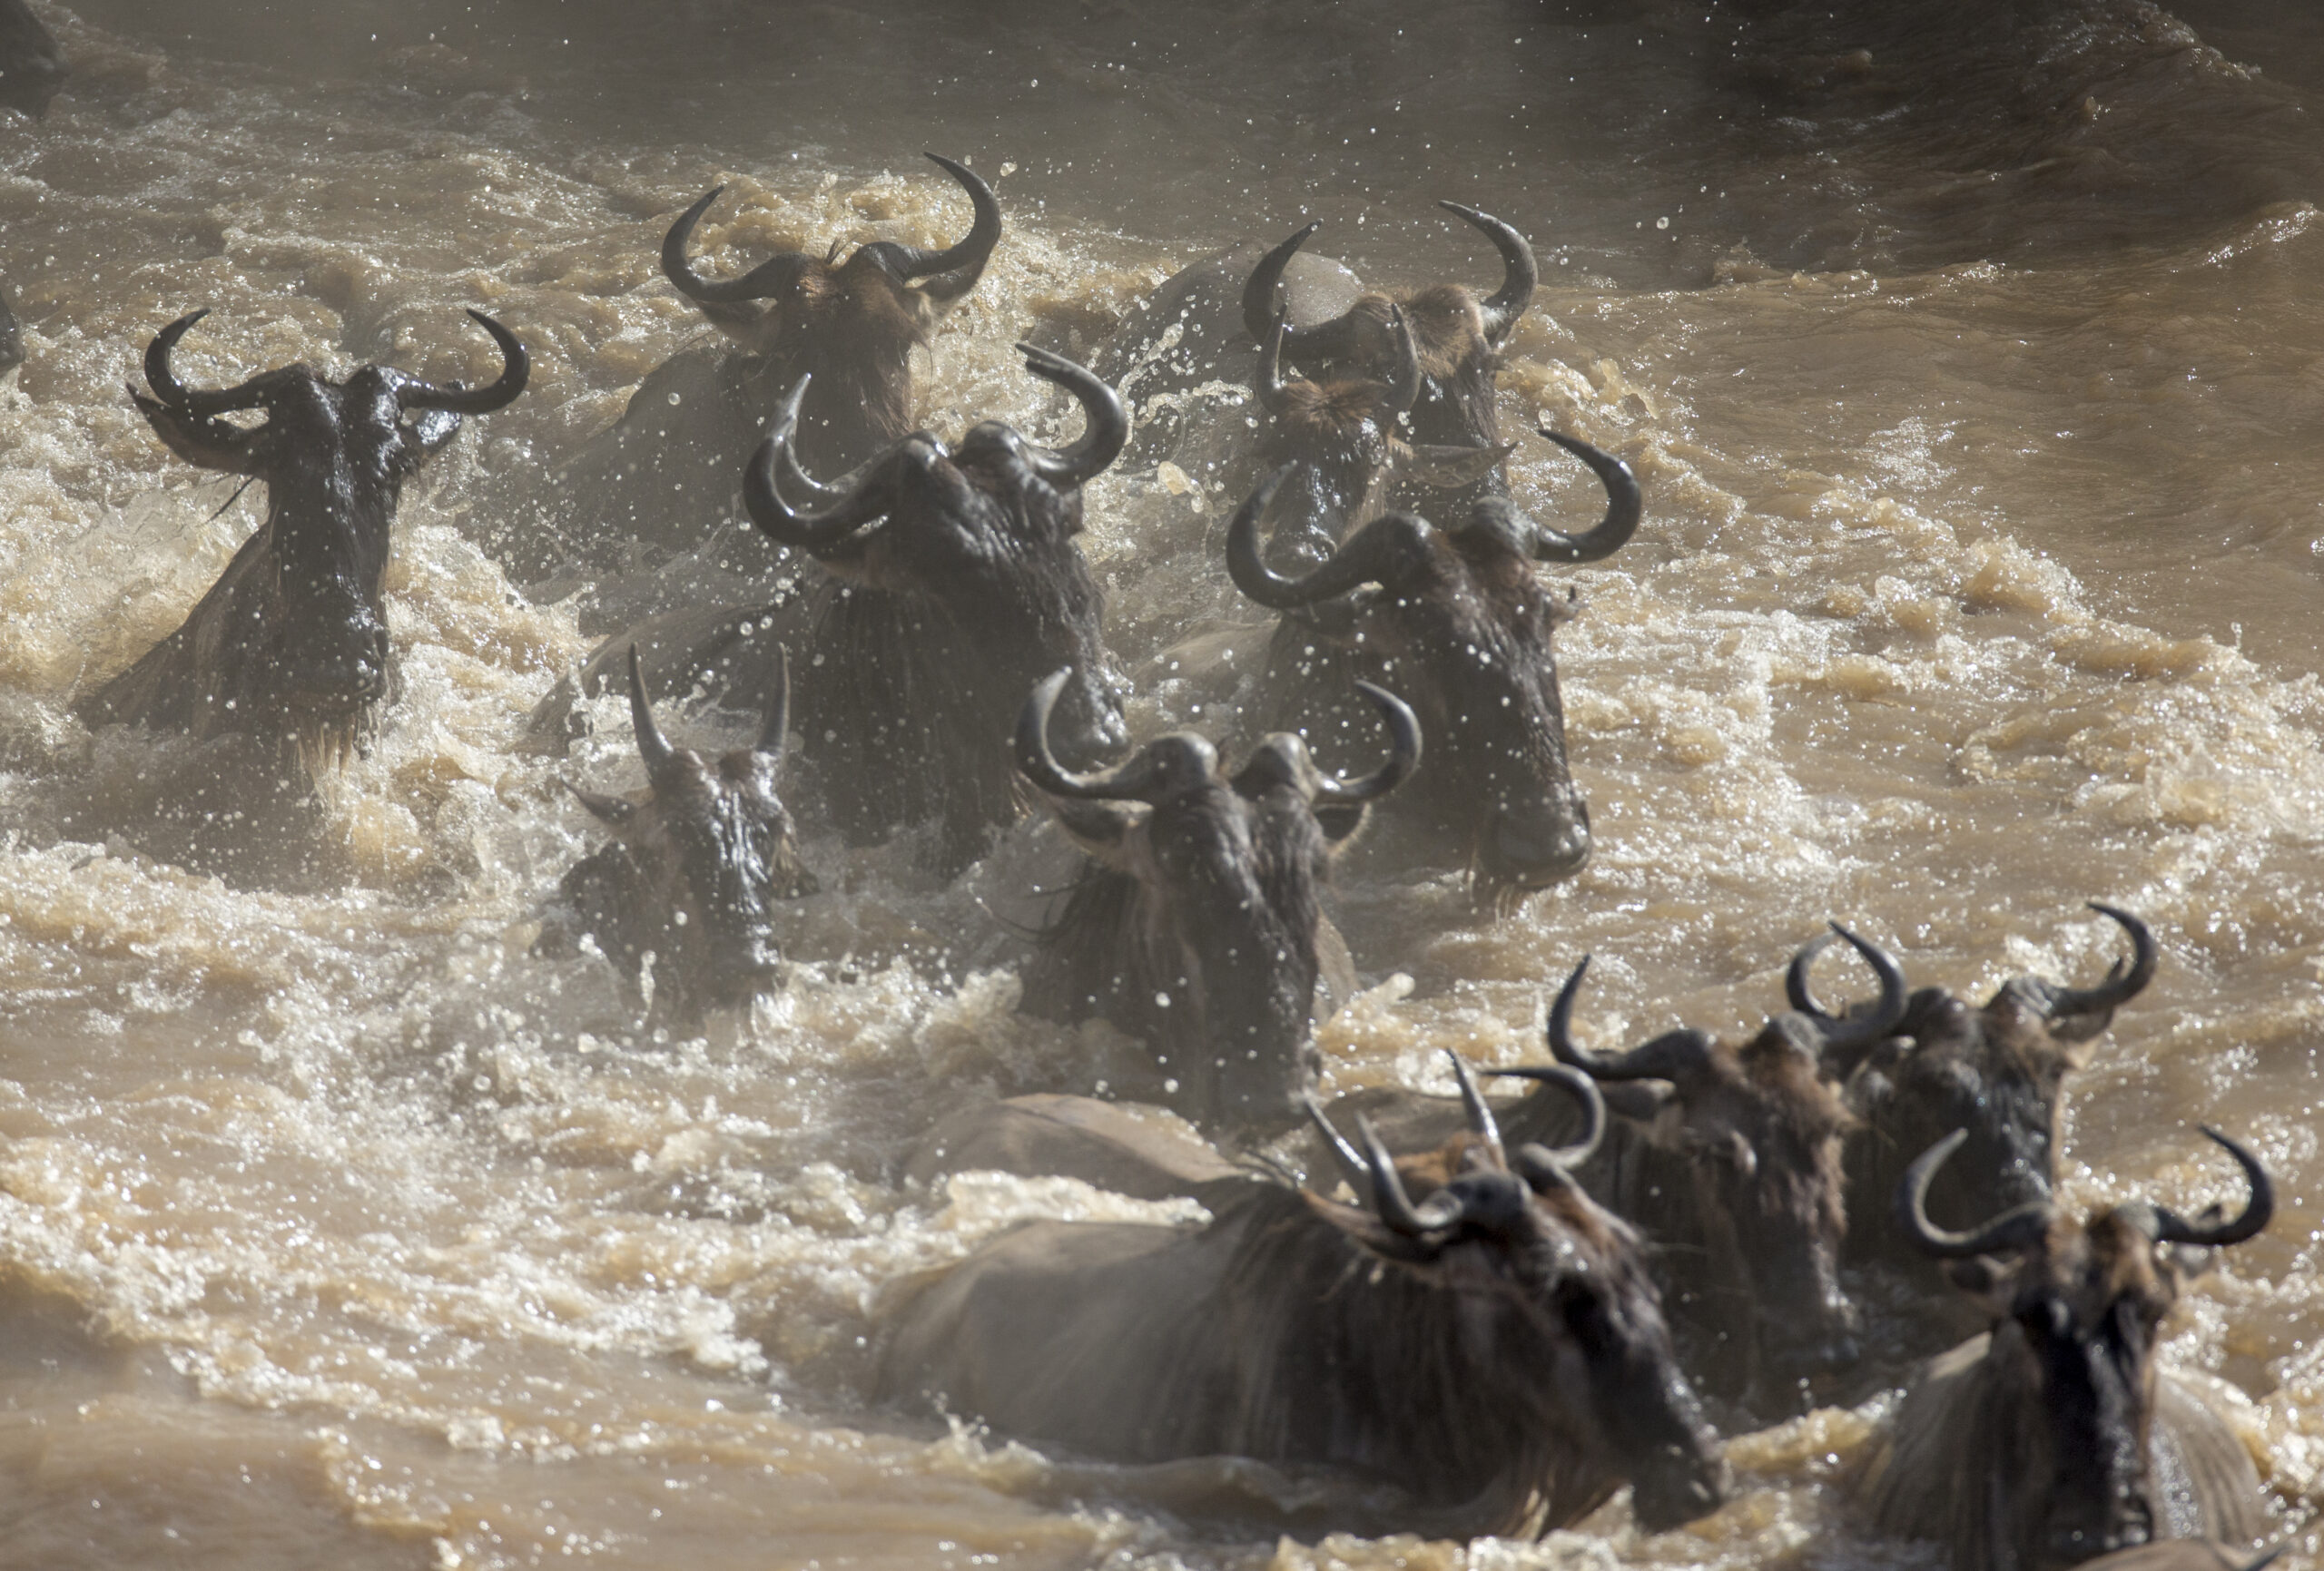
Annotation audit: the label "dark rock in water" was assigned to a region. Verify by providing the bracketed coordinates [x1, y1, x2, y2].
[0, 282, 20, 378]
[0, 0, 64, 119]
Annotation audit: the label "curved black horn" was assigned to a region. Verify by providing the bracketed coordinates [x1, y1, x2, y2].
[1446, 1052, 1504, 1165]
[1303, 1093, 1373, 1205]
[1017, 344, 1128, 488]
[1545, 955, 1718, 1083]
[1482, 1065, 1606, 1172]
[1242, 221, 1321, 349]
[1896, 1130, 2054, 1260]
[144, 310, 271, 417]
[741, 376, 894, 553]
[661, 185, 814, 306]
[887, 153, 1003, 302]
[626, 646, 682, 789]
[2147, 1127, 2273, 1247]
[397, 310, 528, 415]
[2035, 903, 2159, 1020]
[1015, 670, 1177, 802]
[756, 644, 791, 761]
[1529, 430, 1641, 565]
[1439, 201, 1537, 346]
[1357, 1114, 1460, 1238]
[1307, 682, 1421, 805]
[1382, 304, 1421, 416]
[1799, 923, 1908, 1053]
[1254, 305, 1297, 415]
[1226, 467, 1429, 611]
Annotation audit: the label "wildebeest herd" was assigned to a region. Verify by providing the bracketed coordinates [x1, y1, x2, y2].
[22, 118, 2286, 1566]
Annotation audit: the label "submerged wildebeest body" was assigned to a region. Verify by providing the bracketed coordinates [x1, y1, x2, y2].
[1014, 670, 1418, 1134]
[540, 647, 814, 1025]
[1327, 931, 1901, 1417]
[1796, 905, 2160, 1356]
[879, 1065, 1728, 1540]
[1226, 438, 1638, 902]
[736, 345, 1130, 876]
[0, 0, 64, 118]
[79, 308, 527, 762]
[902, 1094, 1257, 1206]
[505, 154, 999, 585]
[1856, 1127, 2273, 1571]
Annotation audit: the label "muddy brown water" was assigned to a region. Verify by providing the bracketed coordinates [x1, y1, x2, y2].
[3, 0, 2323, 1566]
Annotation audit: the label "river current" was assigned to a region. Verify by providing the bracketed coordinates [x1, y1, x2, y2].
[2, 1, 2322, 1566]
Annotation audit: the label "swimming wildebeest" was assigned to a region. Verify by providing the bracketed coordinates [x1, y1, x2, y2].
[80, 307, 527, 762]
[738, 344, 1130, 876]
[539, 646, 813, 1024]
[1856, 1126, 2273, 1571]
[1524, 930, 1906, 1414]
[1014, 668, 1419, 1134]
[0, 0, 64, 118]
[1225, 439, 1638, 904]
[902, 1093, 1258, 1206]
[878, 1059, 1729, 1539]
[1795, 904, 2159, 1351]
[513, 152, 1000, 580]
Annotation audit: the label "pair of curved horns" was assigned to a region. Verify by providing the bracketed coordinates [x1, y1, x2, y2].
[1254, 301, 1420, 417]
[1775, 922, 1911, 1052]
[663, 152, 1002, 307]
[1898, 1124, 2271, 1259]
[143, 309, 527, 417]
[2021, 903, 2158, 1019]
[1016, 669, 1418, 806]
[742, 346, 1126, 554]
[1239, 202, 1536, 354]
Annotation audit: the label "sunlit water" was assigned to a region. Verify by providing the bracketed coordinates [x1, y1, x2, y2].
[3, 1, 2322, 1566]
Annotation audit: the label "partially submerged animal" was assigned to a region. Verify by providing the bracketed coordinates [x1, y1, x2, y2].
[540, 646, 814, 1024]
[0, 0, 64, 119]
[878, 1060, 1728, 1540]
[1015, 669, 1418, 1134]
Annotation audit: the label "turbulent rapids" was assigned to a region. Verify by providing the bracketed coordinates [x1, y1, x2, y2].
[5, 1, 2324, 1567]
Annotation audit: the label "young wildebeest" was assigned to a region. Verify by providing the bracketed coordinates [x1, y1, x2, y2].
[1226, 442, 1638, 904]
[739, 345, 1130, 876]
[1014, 669, 1419, 1135]
[1857, 1127, 2273, 1571]
[1793, 904, 2159, 1357]
[540, 646, 813, 1025]
[1510, 932, 1907, 1416]
[879, 1061, 1729, 1540]
[80, 308, 527, 762]
[511, 153, 1000, 580]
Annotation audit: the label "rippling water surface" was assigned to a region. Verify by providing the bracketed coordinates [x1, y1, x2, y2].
[4, 1, 2324, 1566]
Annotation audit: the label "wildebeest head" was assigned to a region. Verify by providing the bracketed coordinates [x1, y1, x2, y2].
[102, 308, 526, 751]
[564, 646, 814, 1021]
[0, 0, 66, 119]
[1898, 1125, 2272, 1566]
[662, 153, 1000, 472]
[1227, 442, 1638, 904]
[1247, 301, 1510, 569]
[1305, 1059, 1729, 1531]
[743, 345, 1131, 835]
[1241, 206, 1535, 495]
[1018, 670, 1419, 1134]
[1544, 929, 1907, 1399]
[1806, 904, 2158, 1242]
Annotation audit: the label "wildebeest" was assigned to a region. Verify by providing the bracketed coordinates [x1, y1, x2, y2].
[878, 1061, 1729, 1539]
[512, 153, 1000, 580]
[1796, 904, 2159, 1350]
[79, 308, 527, 763]
[0, 0, 64, 118]
[1530, 930, 1905, 1413]
[1225, 441, 1638, 903]
[1856, 1127, 2273, 1571]
[539, 646, 813, 1024]
[1014, 668, 1418, 1134]
[903, 1093, 1258, 1205]
[738, 344, 1130, 875]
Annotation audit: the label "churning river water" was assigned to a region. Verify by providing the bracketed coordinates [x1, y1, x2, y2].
[4, 0, 2324, 1566]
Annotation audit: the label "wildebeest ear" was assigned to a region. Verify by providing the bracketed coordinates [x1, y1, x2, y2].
[1315, 802, 1367, 845]
[1941, 1252, 2022, 1311]
[1403, 441, 1513, 488]
[131, 389, 264, 475]
[1601, 1080, 1675, 1121]
[1047, 797, 1139, 861]
[566, 781, 636, 826]
[401, 407, 464, 466]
